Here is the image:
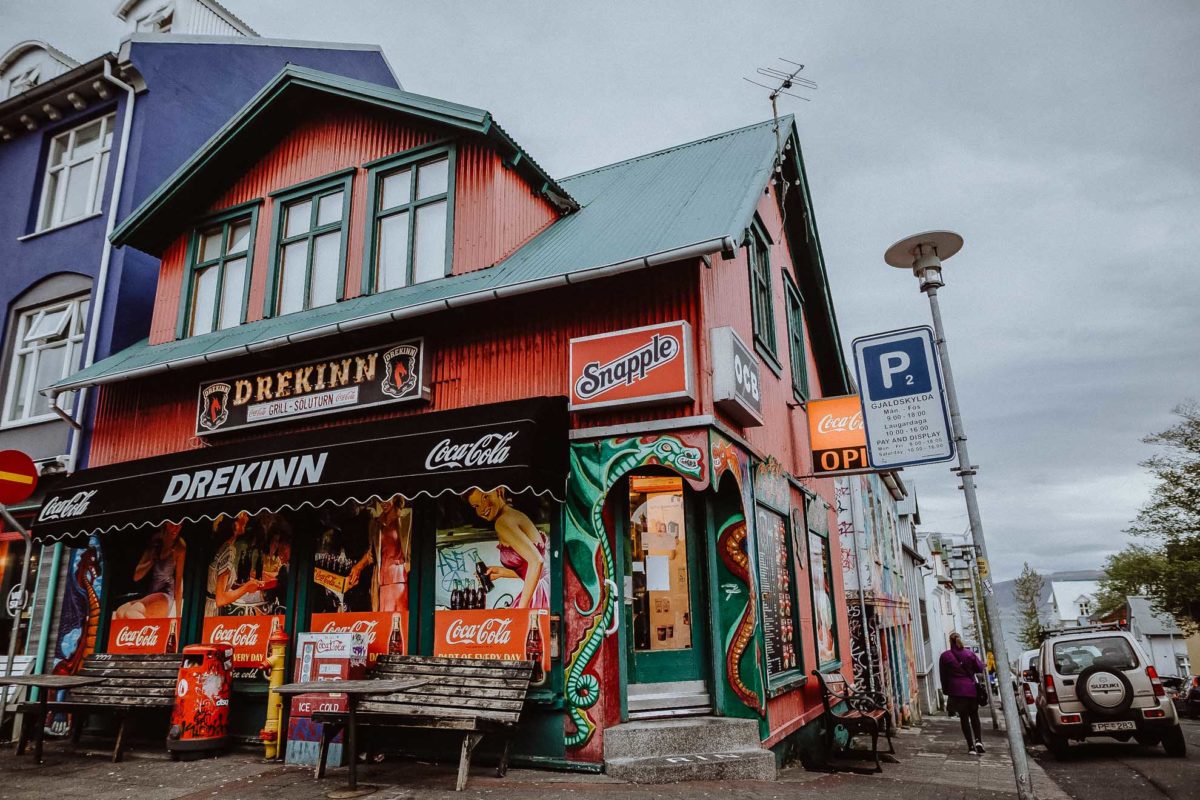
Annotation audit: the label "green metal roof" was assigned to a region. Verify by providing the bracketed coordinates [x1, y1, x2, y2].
[111, 65, 576, 254]
[53, 115, 834, 394]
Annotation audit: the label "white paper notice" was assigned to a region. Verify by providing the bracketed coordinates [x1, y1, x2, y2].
[646, 555, 670, 592]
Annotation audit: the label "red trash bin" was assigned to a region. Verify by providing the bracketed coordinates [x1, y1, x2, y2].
[167, 643, 233, 759]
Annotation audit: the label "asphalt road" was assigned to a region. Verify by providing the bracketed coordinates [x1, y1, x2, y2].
[1032, 716, 1200, 800]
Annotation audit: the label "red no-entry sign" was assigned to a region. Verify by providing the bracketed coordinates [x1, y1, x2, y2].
[0, 450, 38, 506]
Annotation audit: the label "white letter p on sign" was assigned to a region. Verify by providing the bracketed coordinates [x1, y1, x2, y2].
[880, 351, 910, 388]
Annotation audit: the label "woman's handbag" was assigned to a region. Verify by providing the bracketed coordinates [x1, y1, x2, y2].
[973, 673, 989, 707]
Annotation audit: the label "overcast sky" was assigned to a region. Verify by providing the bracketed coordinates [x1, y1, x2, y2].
[7, 1, 1199, 581]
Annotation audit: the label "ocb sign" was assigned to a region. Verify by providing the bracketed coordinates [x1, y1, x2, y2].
[711, 327, 763, 427]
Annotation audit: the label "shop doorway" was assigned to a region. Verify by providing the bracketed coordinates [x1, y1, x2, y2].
[620, 473, 710, 714]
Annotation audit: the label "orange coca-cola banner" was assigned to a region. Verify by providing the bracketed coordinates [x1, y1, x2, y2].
[107, 617, 179, 654]
[806, 394, 872, 476]
[203, 615, 282, 668]
[434, 608, 549, 681]
[310, 611, 407, 661]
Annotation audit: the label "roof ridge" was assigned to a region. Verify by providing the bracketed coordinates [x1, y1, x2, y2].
[558, 115, 790, 183]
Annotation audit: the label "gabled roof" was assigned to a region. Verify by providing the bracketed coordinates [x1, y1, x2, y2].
[114, 0, 258, 35]
[0, 40, 79, 74]
[1127, 596, 1182, 636]
[111, 65, 576, 253]
[1049, 580, 1100, 621]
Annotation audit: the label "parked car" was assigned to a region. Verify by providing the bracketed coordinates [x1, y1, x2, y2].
[1033, 626, 1186, 759]
[1168, 674, 1200, 719]
[1013, 648, 1040, 742]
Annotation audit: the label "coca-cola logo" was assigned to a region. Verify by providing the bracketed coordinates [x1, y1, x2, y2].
[425, 432, 516, 471]
[38, 490, 99, 522]
[115, 624, 160, 648]
[320, 619, 380, 644]
[574, 333, 680, 400]
[816, 411, 863, 435]
[445, 617, 513, 646]
[209, 623, 262, 648]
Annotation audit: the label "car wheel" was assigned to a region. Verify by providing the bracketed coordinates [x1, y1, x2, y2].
[1040, 719, 1070, 760]
[1134, 732, 1161, 747]
[1162, 725, 1187, 758]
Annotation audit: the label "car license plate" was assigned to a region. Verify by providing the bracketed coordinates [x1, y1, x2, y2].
[1091, 721, 1136, 732]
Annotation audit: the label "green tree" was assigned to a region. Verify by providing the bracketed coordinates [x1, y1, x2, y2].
[1099, 402, 1200, 632]
[1014, 562, 1045, 650]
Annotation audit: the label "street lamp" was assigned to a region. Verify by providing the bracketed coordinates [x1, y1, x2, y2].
[885, 232, 1035, 800]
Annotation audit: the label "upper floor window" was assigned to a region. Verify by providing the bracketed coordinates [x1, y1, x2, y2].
[135, 3, 174, 32]
[38, 113, 115, 231]
[366, 149, 453, 293]
[268, 172, 352, 317]
[183, 205, 257, 337]
[3, 295, 88, 425]
[747, 222, 778, 365]
[784, 273, 809, 401]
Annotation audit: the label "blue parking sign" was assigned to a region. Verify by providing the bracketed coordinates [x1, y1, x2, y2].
[851, 326, 955, 469]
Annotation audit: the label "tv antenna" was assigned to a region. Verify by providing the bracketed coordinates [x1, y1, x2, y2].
[744, 59, 817, 235]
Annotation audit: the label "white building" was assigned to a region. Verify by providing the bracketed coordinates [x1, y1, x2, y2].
[113, 0, 257, 37]
[1048, 580, 1100, 628]
[1124, 597, 1191, 679]
[914, 532, 973, 714]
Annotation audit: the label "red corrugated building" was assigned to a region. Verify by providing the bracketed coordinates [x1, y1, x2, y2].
[35, 65, 859, 775]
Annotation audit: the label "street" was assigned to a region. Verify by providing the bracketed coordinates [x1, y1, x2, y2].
[1032, 717, 1200, 800]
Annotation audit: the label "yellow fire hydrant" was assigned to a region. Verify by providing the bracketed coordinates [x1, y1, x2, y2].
[261, 628, 290, 759]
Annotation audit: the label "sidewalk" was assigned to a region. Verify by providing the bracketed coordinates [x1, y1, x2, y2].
[0, 715, 1068, 800]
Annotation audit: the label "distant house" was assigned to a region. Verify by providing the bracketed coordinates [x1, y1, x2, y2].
[1123, 597, 1190, 679]
[1048, 580, 1100, 628]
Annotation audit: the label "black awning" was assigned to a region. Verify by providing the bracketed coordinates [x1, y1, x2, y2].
[34, 396, 568, 544]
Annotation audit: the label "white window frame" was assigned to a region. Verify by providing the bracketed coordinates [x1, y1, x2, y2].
[135, 3, 175, 32]
[2, 295, 89, 427]
[37, 113, 116, 232]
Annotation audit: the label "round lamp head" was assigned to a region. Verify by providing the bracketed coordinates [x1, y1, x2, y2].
[884, 230, 963, 290]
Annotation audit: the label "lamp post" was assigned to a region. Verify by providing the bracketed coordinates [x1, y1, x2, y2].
[885, 232, 1035, 800]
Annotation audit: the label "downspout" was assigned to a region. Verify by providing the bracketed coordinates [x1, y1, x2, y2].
[33, 58, 136, 679]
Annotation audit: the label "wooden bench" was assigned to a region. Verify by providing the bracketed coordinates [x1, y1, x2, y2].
[312, 655, 535, 791]
[811, 670, 894, 772]
[18, 653, 181, 762]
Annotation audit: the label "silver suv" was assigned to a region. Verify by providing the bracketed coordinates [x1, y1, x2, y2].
[1033, 626, 1185, 759]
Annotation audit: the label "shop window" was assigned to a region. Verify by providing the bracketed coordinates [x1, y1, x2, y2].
[756, 504, 804, 689]
[628, 476, 693, 655]
[432, 488, 551, 687]
[37, 113, 116, 231]
[364, 147, 455, 294]
[2, 294, 89, 426]
[106, 522, 187, 655]
[266, 171, 352, 317]
[784, 272, 809, 401]
[747, 220, 779, 369]
[180, 203, 258, 338]
[808, 506, 840, 669]
[309, 496, 414, 658]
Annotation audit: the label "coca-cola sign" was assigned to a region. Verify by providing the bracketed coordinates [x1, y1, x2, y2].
[203, 615, 280, 667]
[311, 611, 403, 661]
[569, 322, 694, 412]
[108, 617, 175, 655]
[425, 432, 516, 471]
[38, 490, 98, 522]
[445, 616, 514, 647]
[806, 395, 871, 476]
[434, 609, 550, 678]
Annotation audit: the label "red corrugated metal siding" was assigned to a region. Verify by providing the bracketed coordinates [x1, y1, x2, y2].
[147, 108, 557, 345]
[91, 262, 701, 466]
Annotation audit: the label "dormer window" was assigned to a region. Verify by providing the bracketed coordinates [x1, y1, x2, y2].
[7, 65, 39, 98]
[181, 204, 258, 337]
[365, 147, 454, 293]
[135, 3, 174, 32]
[267, 171, 352, 317]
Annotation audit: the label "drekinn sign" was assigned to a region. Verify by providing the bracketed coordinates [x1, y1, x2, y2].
[569, 321, 695, 412]
[851, 325, 955, 469]
[195, 339, 427, 436]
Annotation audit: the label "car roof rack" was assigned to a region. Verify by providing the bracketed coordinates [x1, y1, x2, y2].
[1038, 622, 1125, 642]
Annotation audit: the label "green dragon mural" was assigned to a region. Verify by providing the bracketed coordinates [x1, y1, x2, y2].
[563, 434, 704, 748]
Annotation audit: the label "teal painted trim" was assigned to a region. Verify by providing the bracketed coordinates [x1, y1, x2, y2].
[804, 493, 841, 673]
[175, 198, 263, 340]
[361, 143, 456, 296]
[111, 65, 574, 253]
[782, 270, 809, 403]
[746, 217, 780, 370]
[702, 490, 727, 711]
[263, 170, 355, 317]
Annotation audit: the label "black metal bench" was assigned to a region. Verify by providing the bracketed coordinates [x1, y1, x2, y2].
[312, 655, 535, 791]
[811, 670, 894, 772]
[19, 653, 180, 762]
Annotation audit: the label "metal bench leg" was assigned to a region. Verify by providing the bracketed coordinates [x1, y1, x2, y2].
[315, 722, 338, 779]
[455, 733, 482, 792]
[112, 714, 128, 763]
[70, 713, 85, 745]
[15, 712, 28, 756]
[496, 735, 512, 778]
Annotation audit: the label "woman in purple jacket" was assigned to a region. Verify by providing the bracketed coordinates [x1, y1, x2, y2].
[940, 632, 986, 754]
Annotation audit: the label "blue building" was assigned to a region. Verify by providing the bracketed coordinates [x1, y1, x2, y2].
[0, 7, 397, 672]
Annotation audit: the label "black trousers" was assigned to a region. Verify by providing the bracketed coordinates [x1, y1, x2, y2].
[949, 695, 982, 747]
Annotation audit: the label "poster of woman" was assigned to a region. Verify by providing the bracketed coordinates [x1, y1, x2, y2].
[467, 488, 549, 610]
[113, 521, 185, 620]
